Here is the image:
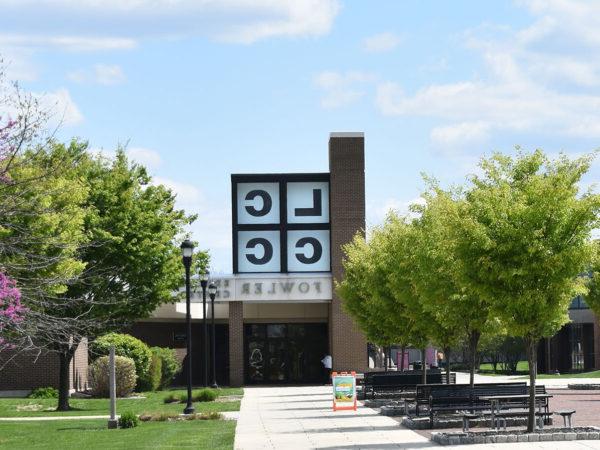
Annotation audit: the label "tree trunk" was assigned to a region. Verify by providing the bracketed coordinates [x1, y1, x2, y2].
[400, 346, 405, 372]
[526, 336, 538, 433]
[57, 350, 74, 411]
[444, 347, 451, 385]
[384, 346, 388, 372]
[468, 330, 481, 388]
[421, 348, 427, 385]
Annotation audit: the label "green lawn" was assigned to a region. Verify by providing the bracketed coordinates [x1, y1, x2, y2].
[534, 370, 600, 379]
[478, 360, 529, 373]
[0, 388, 242, 418]
[0, 419, 236, 449]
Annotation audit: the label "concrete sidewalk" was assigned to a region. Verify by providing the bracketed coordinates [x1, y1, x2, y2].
[455, 371, 600, 388]
[234, 385, 600, 449]
[234, 385, 432, 449]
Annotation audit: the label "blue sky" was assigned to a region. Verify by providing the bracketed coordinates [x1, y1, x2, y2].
[1, 0, 599, 272]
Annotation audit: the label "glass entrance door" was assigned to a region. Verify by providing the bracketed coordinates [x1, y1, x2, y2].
[244, 323, 327, 384]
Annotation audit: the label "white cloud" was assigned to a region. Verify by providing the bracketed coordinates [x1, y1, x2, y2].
[366, 196, 425, 227]
[35, 88, 84, 126]
[430, 122, 490, 149]
[362, 32, 402, 53]
[92, 64, 126, 85]
[375, 1, 600, 149]
[0, 34, 137, 52]
[153, 177, 203, 207]
[68, 64, 126, 85]
[314, 71, 375, 109]
[0, 0, 340, 46]
[150, 175, 232, 272]
[127, 147, 161, 169]
[0, 48, 37, 81]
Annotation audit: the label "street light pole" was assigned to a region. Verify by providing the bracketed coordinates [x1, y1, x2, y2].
[209, 283, 218, 389]
[200, 272, 208, 388]
[180, 239, 195, 415]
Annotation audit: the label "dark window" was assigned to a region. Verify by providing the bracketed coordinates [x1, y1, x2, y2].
[569, 295, 589, 310]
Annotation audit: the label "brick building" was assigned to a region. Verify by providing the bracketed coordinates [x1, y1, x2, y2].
[130, 133, 369, 386]
[0, 340, 88, 394]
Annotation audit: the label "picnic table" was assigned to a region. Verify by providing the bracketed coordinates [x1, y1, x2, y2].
[479, 393, 553, 430]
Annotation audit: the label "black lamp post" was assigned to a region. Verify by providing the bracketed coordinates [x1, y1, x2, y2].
[208, 283, 218, 389]
[200, 271, 208, 388]
[180, 239, 195, 415]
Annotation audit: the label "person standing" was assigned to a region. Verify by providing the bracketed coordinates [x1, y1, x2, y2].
[321, 354, 332, 384]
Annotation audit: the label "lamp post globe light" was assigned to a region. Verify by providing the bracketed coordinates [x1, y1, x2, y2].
[180, 239, 195, 415]
[208, 282, 218, 389]
[200, 271, 209, 388]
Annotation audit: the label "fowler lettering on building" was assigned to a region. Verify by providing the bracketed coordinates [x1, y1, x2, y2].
[193, 275, 332, 302]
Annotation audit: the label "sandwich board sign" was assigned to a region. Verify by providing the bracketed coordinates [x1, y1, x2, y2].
[332, 371, 357, 411]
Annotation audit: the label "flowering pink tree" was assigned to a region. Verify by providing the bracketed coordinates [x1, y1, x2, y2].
[0, 272, 26, 348]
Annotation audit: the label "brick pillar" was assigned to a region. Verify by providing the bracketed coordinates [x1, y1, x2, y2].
[594, 314, 600, 370]
[329, 132, 368, 373]
[228, 301, 244, 386]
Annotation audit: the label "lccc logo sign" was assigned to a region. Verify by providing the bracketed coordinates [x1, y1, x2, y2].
[232, 174, 331, 273]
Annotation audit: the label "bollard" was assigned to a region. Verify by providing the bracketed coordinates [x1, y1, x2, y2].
[107, 345, 118, 429]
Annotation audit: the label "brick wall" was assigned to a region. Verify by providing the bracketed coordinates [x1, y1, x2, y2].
[228, 302, 244, 386]
[328, 133, 369, 373]
[0, 339, 88, 392]
[71, 338, 88, 391]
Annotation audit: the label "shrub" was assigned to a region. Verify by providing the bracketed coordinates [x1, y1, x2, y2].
[89, 355, 137, 398]
[28, 387, 58, 399]
[118, 411, 139, 429]
[163, 393, 180, 404]
[152, 347, 182, 389]
[91, 333, 152, 390]
[139, 411, 223, 422]
[138, 349, 162, 392]
[193, 388, 218, 402]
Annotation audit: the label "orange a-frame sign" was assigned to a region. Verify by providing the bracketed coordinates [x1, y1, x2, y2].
[332, 371, 357, 411]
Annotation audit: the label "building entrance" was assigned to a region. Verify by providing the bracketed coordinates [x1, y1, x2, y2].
[244, 323, 328, 384]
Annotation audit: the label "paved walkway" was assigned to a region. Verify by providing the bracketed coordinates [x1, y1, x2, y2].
[234, 385, 600, 449]
[456, 371, 599, 388]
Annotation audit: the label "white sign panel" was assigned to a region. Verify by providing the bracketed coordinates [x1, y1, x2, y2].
[237, 230, 281, 273]
[287, 182, 329, 224]
[236, 182, 280, 224]
[287, 229, 330, 272]
[232, 175, 330, 274]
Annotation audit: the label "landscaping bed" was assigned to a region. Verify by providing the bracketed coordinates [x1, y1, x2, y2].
[0, 388, 242, 418]
[402, 414, 552, 430]
[431, 427, 600, 445]
[568, 384, 600, 390]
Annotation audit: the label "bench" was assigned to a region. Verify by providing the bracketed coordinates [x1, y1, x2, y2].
[415, 382, 526, 417]
[555, 409, 576, 428]
[363, 371, 455, 399]
[414, 382, 549, 428]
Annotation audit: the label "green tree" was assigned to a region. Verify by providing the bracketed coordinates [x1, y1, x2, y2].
[451, 150, 599, 431]
[585, 240, 600, 315]
[51, 148, 197, 410]
[0, 141, 88, 356]
[338, 232, 403, 351]
[383, 215, 438, 383]
[411, 189, 494, 386]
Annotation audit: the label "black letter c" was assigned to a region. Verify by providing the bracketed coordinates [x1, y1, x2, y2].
[246, 238, 273, 265]
[245, 190, 272, 217]
[295, 237, 322, 265]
